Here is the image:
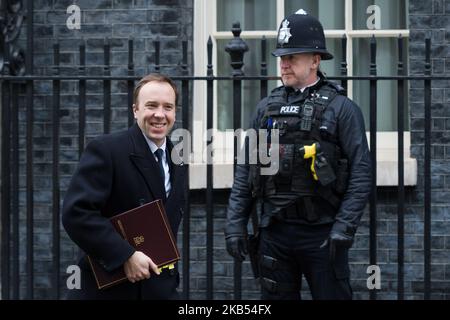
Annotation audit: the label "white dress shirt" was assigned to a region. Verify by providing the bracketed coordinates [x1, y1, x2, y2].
[142, 134, 171, 197]
[298, 77, 320, 93]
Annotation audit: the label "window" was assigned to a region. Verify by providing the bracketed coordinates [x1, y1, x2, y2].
[192, 0, 416, 188]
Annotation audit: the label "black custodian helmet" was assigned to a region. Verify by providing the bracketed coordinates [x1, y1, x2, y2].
[272, 9, 333, 60]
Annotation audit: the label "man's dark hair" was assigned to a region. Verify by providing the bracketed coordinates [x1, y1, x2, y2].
[133, 73, 178, 106]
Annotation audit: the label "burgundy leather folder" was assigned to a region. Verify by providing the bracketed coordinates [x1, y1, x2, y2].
[87, 199, 180, 289]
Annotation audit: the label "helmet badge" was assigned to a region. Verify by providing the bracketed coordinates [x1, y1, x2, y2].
[278, 20, 292, 45]
[295, 9, 308, 15]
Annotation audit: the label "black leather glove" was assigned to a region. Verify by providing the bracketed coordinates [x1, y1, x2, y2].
[226, 236, 248, 262]
[320, 232, 353, 262]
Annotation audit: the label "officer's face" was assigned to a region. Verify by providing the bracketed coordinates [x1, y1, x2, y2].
[133, 81, 176, 147]
[280, 53, 321, 89]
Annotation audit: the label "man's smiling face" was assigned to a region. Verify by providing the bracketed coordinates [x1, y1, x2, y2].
[133, 81, 176, 147]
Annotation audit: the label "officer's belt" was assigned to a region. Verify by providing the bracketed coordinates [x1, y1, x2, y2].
[316, 187, 341, 209]
[277, 192, 341, 223]
[278, 197, 318, 222]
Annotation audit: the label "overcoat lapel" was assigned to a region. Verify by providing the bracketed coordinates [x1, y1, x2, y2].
[128, 124, 166, 202]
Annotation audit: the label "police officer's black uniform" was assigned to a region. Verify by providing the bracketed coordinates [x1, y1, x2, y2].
[225, 10, 372, 300]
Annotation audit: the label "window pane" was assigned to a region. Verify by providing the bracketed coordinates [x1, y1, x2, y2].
[285, 0, 345, 29]
[217, 0, 276, 31]
[320, 38, 344, 77]
[217, 38, 278, 130]
[352, 38, 409, 131]
[353, 0, 408, 30]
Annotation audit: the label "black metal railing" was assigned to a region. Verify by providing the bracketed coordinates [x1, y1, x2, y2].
[397, 35, 405, 301]
[0, 22, 443, 300]
[369, 35, 378, 301]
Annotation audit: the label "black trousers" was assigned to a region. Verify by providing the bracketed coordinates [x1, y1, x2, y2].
[259, 220, 352, 300]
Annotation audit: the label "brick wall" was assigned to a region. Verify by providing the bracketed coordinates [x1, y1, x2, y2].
[407, 0, 450, 299]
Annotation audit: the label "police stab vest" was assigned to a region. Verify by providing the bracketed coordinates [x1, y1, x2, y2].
[252, 81, 348, 207]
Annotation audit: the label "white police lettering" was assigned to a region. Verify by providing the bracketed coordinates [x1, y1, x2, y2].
[280, 105, 300, 114]
[278, 20, 292, 45]
[295, 9, 308, 15]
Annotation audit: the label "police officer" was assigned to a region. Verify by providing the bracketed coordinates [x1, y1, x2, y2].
[225, 9, 372, 300]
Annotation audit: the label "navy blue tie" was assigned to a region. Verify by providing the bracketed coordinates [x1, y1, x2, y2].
[154, 148, 165, 186]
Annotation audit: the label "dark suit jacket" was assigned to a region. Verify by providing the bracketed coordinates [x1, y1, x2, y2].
[62, 123, 186, 300]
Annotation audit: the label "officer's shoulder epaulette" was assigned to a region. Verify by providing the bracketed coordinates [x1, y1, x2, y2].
[266, 85, 287, 101]
[270, 85, 286, 94]
[323, 80, 347, 96]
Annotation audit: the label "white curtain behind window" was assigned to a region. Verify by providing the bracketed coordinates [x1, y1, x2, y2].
[353, 0, 408, 30]
[285, 0, 345, 29]
[352, 0, 409, 131]
[353, 38, 409, 131]
[215, 0, 408, 131]
[217, 39, 278, 130]
[217, 0, 276, 31]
